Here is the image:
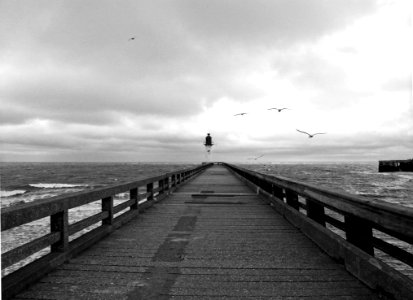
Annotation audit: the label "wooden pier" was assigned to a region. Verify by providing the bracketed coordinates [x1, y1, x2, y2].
[2, 163, 413, 299]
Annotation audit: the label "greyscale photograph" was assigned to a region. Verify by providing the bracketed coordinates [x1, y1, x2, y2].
[1, 0, 412, 299]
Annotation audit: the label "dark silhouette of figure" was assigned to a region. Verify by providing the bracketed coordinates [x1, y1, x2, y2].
[204, 133, 213, 146]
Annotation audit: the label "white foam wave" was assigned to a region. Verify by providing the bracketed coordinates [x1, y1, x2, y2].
[397, 174, 413, 180]
[0, 190, 27, 198]
[29, 183, 89, 189]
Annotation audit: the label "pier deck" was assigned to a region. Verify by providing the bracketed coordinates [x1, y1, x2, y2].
[11, 165, 378, 299]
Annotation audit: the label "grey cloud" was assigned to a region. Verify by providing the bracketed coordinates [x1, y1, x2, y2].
[0, 0, 379, 126]
[173, 0, 378, 47]
[2, 0, 394, 162]
[272, 51, 372, 109]
[273, 52, 347, 87]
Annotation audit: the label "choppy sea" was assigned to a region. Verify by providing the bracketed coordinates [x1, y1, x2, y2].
[1, 162, 412, 277]
[243, 162, 413, 208]
[0, 162, 196, 208]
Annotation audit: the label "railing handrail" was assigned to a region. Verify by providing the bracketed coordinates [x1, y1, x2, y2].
[1, 164, 208, 231]
[1, 163, 213, 299]
[222, 162, 413, 300]
[224, 163, 413, 239]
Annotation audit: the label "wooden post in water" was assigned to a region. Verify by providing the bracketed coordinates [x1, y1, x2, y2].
[50, 211, 69, 252]
[102, 196, 114, 225]
[345, 215, 374, 255]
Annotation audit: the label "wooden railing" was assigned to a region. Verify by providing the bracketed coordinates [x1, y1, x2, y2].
[1, 163, 212, 299]
[223, 163, 413, 300]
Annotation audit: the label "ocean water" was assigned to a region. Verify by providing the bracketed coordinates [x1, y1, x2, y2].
[242, 162, 413, 208]
[1, 162, 412, 277]
[0, 162, 195, 208]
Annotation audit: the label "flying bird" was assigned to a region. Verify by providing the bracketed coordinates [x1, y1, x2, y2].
[296, 129, 326, 138]
[247, 155, 264, 160]
[268, 107, 289, 112]
[128, 37, 135, 41]
[234, 113, 247, 116]
[253, 154, 264, 160]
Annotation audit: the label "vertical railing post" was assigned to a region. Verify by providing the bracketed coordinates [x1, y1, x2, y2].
[102, 196, 114, 225]
[50, 210, 69, 252]
[147, 182, 154, 202]
[261, 180, 272, 194]
[130, 188, 138, 211]
[172, 174, 176, 187]
[285, 190, 300, 210]
[157, 178, 165, 200]
[306, 198, 325, 226]
[164, 177, 170, 193]
[158, 178, 164, 196]
[273, 186, 285, 202]
[345, 215, 374, 255]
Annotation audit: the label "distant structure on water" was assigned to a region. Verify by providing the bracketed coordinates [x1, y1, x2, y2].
[204, 133, 214, 162]
[379, 158, 413, 172]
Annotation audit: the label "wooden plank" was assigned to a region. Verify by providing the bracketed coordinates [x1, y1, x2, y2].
[1, 164, 211, 231]
[68, 212, 108, 235]
[224, 163, 413, 300]
[373, 237, 413, 267]
[3, 164, 398, 300]
[101, 196, 114, 225]
[306, 198, 326, 227]
[50, 210, 69, 252]
[325, 215, 345, 231]
[345, 215, 374, 255]
[224, 164, 413, 241]
[113, 198, 134, 214]
[1, 232, 60, 269]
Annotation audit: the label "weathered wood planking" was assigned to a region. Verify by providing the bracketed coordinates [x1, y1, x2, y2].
[224, 163, 413, 300]
[2, 163, 212, 299]
[9, 165, 380, 299]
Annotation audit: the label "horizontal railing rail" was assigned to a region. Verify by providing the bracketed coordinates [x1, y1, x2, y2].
[222, 163, 413, 300]
[1, 163, 212, 299]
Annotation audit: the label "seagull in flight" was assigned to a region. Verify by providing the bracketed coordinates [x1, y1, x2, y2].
[247, 155, 264, 160]
[296, 129, 326, 138]
[128, 37, 135, 41]
[253, 154, 264, 160]
[268, 107, 289, 112]
[234, 113, 247, 116]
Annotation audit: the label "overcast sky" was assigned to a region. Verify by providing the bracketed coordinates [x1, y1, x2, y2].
[0, 0, 412, 163]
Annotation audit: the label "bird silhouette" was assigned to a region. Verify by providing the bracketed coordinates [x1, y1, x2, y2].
[234, 113, 247, 116]
[296, 129, 326, 138]
[252, 154, 264, 160]
[128, 37, 135, 41]
[268, 107, 289, 112]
